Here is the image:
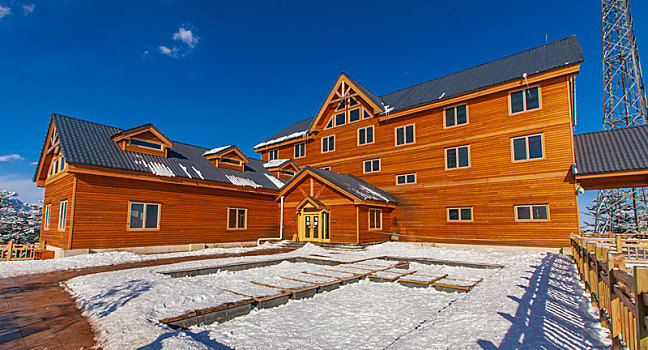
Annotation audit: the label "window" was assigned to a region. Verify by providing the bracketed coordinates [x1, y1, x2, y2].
[268, 149, 278, 161]
[512, 134, 543, 162]
[220, 157, 241, 165]
[335, 112, 346, 127]
[369, 208, 382, 230]
[446, 146, 470, 169]
[228, 207, 247, 229]
[445, 104, 468, 128]
[321, 166, 331, 171]
[58, 200, 68, 231]
[363, 158, 380, 173]
[322, 135, 335, 153]
[294, 143, 305, 158]
[43, 204, 51, 230]
[396, 173, 416, 185]
[363, 109, 372, 119]
[348, 97, 359, 107]
[349, 108, 361, 123]
[510, 86, 540, 114]
[336, 99, 346, 111]
[48, 156, 66, 178]
[447, 207, 473, 222]
[358, 126, 374, 146]
[130, 138, 163, 150]
[515, 205, 549, 221]
[325, 119, 333, 129]
[395, 124, 415, 146]
[129, 202, 160, 230]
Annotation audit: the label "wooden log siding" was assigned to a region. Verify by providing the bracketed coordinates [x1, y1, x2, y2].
[67, 173, 279, 249]
[261, 74, 579, 247]
[40, 173, 75, 248]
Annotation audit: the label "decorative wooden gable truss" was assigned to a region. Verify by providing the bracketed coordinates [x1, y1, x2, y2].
[35, 120, 67, 186]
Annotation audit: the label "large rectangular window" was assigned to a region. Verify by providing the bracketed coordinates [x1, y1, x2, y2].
[43, 204, 51, 230]
[358, 126, 374, 146]
[510, 86, 540, 114]
[322, 135, 335, 153]
[447, 207, 473, 222]
[512, 134, 543, 162]
[268, 149, 278, 161]
[58, 200, 67, 231]
[363, 158, 380, 173]
[396, 173, 416, 185]
[395, 124, 415, 146]
[294, 143, 305, 158]
[369, 208, 382, 230]
[515, 205, 549, 221]
[129, 202, 160, 230]
[445, 104, 468, 128]
[446, 145, 470, 169]
[228, 207, 247, 229]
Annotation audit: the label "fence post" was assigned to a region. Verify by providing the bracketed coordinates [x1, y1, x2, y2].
[609, 252, 626, 347]
[616, 235, 623, 253]
[597, 246, 609, 329]
[634, 266, 648, 350]
[587, 242, 597, 298]
[6, 240, 13, 261]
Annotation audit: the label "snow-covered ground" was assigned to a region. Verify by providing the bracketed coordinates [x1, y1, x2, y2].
[0, 243, 280, 278]
[60, 243, 611, 349]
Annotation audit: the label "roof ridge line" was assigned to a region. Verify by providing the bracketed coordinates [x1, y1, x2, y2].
[575, 124, 648, 137]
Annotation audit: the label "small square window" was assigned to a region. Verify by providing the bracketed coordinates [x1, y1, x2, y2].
[129, 202, 160, 230]
[335, 112, 346, 126]
[363, 158, 380, 173]
[349, 109, 361, 122]
[515, 205, 548, 221]
[510, 86, 540, 114]
[358, 126, 374, 145]
[228, 207, 247, 229]
[396, 124, 415, 145]
[294, 143, 305, 158]
[322, 135, 335, 153]
[512, 134, 543, 162]
[268, 149, 278, 161]
[446, 146, 470, 169]
[448, 207, 472, 222]
[445, 105, 468, 128]
[396, 173, 416, 185]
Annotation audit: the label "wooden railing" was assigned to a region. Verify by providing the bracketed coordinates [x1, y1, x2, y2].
[0, 241, 47, 261]
[572, 234, 648, 349]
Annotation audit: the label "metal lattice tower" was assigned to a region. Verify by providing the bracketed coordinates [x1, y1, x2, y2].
[594, 0, 648, 234]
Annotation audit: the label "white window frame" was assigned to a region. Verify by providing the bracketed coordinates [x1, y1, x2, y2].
[396, 173, 416, 185]
[348, 108, 362, 124]
[445, 145, 471, 170]
[321, 166, 331, 171]
[509, 85, 542, 115]
[515, 204, 550, 222]
[268, 149, 278, 161]
[395, 124, 415, 146]
[43, 204, 51, 230]
[58, 200, 68, 231]
[294, 143, 306, 159]
[128, 202, 161, 230]
[362, 108, 372, 119]
[511, 134, 544, 162]
[447, 207, 473, 222]
[357, 126, 375, 146]
[322, 135, 335, 153]
[130, 138, 163, 150]
[334, 112, 346, 127]
[368, 208, 382, 230]
[227, 207, 248, 230]
[363, 158, 381, 174]
[444, 104, 469, 129]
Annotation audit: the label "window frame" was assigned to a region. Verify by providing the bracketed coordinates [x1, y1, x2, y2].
[321, 166, 331, 171]
[396, 173, 417, 185]
[220, 157, 242, 166]
[348, 108, 362, 124]
[43, 203, 51, 230]
[394, 124, 416, 146]
[227, 207, 248, 230]
[268, 149, 278, 161]
[363, 158, 381, 174]
[321, 135, 335, 153]
[362, 108, 372, 119]
[508, 85, 542, 115]
[514, 204, 550, 222]
[334, 112, 346, 127]
[368, 208, 382, 230]
[445, 145, 471, 170]
[58, 200, 68, 231]
[443, 104, 469, 129]
[510, 133, 544, 163]
[447, 207, 473, 222]
[130, 138, 163, 150]
[127, 201, 161, 231]
[357, 126, 375, 146]
[294, 142, 306, 159]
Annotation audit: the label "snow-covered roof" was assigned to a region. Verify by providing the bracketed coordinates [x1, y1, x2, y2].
[263, 159, 292, 168]
[203, 145, 232, 156]
[254, 131, 307, 149]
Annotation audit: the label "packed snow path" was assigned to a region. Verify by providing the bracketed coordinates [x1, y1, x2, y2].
[60, 243, 611, 349]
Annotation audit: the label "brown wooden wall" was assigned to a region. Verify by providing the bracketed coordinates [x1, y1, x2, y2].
[262, 74, 580, 247]
[40, 173, 75, 248]
[67, 174, 279, 249]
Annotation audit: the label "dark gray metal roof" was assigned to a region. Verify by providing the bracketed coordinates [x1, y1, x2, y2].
[290, 166, 399, 203]
[256, 117, 312, 148]
[343, 73, 386, 112]
[261, 36, 584, 146]
[43, 114, 285, 190]
[574, 125, 648, 175]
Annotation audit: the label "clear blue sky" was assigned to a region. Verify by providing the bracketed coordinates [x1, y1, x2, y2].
[0, 1, 646, 226]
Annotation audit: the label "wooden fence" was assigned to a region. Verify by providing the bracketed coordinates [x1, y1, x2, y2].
[0, 241, 47, 261]
[572, 234, 648, 350]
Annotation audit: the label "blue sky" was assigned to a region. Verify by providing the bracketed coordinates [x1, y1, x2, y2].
[0, 1, 646, 226]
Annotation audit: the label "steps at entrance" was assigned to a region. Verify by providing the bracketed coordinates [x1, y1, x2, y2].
[270, 240, 369, 251]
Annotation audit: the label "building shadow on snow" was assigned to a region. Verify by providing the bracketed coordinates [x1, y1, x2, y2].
[477, 253, 610, 350]
[81, 279, 152, 318]
[136, 329, 233, 350]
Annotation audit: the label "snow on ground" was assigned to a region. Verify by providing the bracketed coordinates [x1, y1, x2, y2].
[61, 243, 611, 349]
[0, 243, 281, 279]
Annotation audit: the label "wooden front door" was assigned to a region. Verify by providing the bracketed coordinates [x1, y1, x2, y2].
[298, 209, 330, 242]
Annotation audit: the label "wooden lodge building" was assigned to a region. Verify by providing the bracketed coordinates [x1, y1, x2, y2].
[34, 36, 648, 257]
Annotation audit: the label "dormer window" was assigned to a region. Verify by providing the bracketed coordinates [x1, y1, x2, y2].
[130, 138, 163, 150]
[220, 157, 242, 166]
[112, 124, 172, 157]
[204, 145, 249, 172]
